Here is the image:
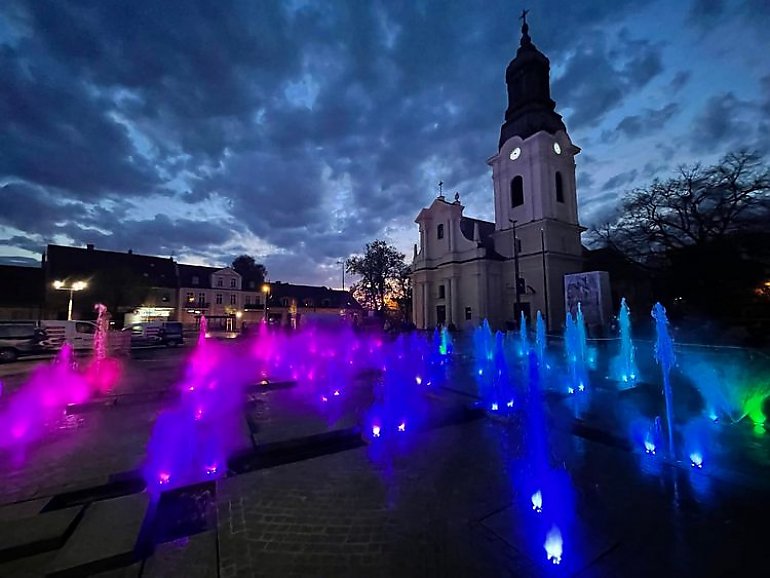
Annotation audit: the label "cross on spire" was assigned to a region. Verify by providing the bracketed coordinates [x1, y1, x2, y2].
[519, 8, 531, 46]
[438, 180, 444, 197]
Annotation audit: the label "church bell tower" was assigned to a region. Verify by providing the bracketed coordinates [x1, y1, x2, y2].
[487, 11, 584, 329]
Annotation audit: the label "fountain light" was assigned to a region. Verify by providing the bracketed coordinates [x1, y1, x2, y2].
[491, 403, 499, 411]
[531, 490, 542, 512]
[506, 400, 514, 408]
[398, 422, 406, 432]
[644, 440, 656, 455]
[321, 395, 328, 403]
[578, 383, 585, 392]
[567, 387, 575, 395]
[333, 389, 340, 396]
[689, 452, 703, 468]
[205, 465, 218, 475]
[194, 407, 204, 420]
[158, 472, 171, 485]
[708, 411, 718, 423]
[260, 379, 269, 385]
[415, 376, 422, 385]
[372, 425, 381, 437]
[478, 369, 483, 376]
[544, 525, 563, 565]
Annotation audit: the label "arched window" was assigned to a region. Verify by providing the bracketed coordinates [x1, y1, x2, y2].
[437, 224, 444, 239]
[510, 176, 524, 207]
[555, 171, 564, 203]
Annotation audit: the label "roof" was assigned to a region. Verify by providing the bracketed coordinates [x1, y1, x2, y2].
[459, 216, 505, 259]
[267, 282, 361, 309]
[178, 263, 219, 289]
[0, 265, 44, 307]
[45, 244, 178, 288]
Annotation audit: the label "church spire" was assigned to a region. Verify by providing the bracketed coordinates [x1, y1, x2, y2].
[519, 9, 531, 47]
[498, 10, 567, 149]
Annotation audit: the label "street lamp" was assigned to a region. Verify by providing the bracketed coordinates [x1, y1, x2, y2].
[508, 219, 522, 324]
[336, 259, 347, 291]
[261, 283, 270, 325]
[53, 280, 88, 321]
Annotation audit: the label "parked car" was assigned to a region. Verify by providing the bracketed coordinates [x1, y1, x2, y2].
[40, 320, 98, 350]
[122, 322, 184, 347]
[0, 321, 48, 363]
[157, 321, 184, 346]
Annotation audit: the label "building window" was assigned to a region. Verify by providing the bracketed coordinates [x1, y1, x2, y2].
[556, 171, 564, 203]
[437, 224, 444, 239]
[249, 281, 255, 289]
[198, 293, 206, 305]
[216, 293, 223, 304]
[511, 176, 524, 207]
[230, 278, 236, 288]
[217, 277, 223, 287]
[303, 299, 314, 307]
[186, 292, 195, 304]
[255, 296, 261, 306]
[161, 293, 170, 303]
[230, 294, 236, 305]
[438, 285, 446, 299]
[465, 307, 472, 320]
[245, 295, 251, 305]
[281, 297, 290, 307]
[321, 298, 331, 307]
[191, 275, 199, 285]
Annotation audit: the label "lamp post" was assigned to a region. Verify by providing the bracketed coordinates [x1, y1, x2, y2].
[508, 219, 521, 324]
[53, 280, 88, 321]
[262, 283, 270, 325]
[540, 227, 549, 332]
[336, 259, 347, 291]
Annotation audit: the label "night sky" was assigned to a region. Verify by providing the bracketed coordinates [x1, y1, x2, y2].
[1, 1, 769, 287]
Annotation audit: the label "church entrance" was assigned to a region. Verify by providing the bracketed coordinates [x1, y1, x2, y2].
[436, 305, 446, 326]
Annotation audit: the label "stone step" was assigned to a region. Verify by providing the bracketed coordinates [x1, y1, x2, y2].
[47, 493, 150, 577]
[0, 498, 49, 522]
[143, 530, 217, 578]
[0, 506, 83, 562]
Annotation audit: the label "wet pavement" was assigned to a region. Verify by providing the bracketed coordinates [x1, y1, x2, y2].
[0, 338, 769, 576]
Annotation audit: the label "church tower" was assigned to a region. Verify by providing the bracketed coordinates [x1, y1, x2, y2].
[487, 12, 584, 329]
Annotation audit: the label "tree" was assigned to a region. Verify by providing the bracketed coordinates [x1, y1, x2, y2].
[593, 151, 770, 322]
[595, 151, 770, 266]
[231, 255, 267, 285]
[88, 267, 150, 317]
[346, 240, 409, 312]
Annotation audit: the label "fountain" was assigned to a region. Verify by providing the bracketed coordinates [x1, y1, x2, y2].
[617, 298, 637, 385]
[652, 303, 676, 457]
[535, 311, 546, 369]
[85, 303, 121, 394]
[519, 311, 529, 357]
[564, 310, 588, 394]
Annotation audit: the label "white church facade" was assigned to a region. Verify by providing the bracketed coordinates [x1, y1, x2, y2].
[411, 15, 584, 332]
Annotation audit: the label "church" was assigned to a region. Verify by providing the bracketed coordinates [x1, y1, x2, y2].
[410, 14, 585, 332]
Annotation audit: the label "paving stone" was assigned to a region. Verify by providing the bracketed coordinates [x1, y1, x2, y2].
[90, 562, 142, 577]
[143, 530, 217, 578]
[0, 506, 83, 562]
[0, 550, 57, 578]
[0, 498, 50, 522]
[47, 493, 150, 577]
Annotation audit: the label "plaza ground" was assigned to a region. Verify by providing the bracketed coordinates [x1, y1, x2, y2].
[1, 340, 769, 577]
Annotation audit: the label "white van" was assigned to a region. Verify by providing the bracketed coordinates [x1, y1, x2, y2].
[40, 320, 98, 350]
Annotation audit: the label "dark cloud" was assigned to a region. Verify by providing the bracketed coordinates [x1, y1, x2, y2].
[602, 103, 680, 143]
[690, 92, 753, 152]
[601, 169, 639, 192]
[553, 30, 664, 129]
[1, 1, 768, 284]
[669, 71, 691, 93]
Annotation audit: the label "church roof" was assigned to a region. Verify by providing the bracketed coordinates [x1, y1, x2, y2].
[459, 217, 505, 259]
